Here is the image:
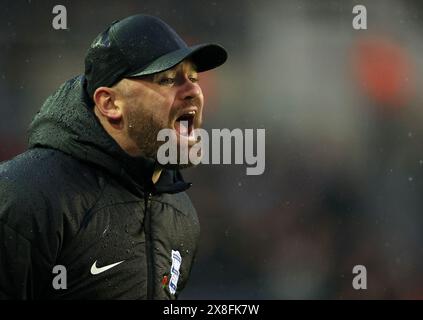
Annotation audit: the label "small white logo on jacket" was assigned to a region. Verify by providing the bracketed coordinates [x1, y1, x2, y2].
[169, 250, 182, 295]
[90, 260, 125, 275]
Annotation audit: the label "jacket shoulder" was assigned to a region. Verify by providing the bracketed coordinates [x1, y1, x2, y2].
[0, 147, 99, 190]
[0, 148, 102, 241]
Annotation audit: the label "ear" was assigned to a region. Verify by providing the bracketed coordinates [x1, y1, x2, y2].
[93, 86, 122, 121]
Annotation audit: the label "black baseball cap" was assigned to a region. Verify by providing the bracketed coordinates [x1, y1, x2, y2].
[84, 14, 228, 98]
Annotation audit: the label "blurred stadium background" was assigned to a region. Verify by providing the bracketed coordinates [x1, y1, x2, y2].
[2, 0, 423, 299]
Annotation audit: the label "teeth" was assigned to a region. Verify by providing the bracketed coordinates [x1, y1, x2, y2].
[176, 110, 196, 121]
[178, 111, 196, 119]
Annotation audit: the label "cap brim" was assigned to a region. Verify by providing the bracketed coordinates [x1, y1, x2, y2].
[126, 43, 227, 77]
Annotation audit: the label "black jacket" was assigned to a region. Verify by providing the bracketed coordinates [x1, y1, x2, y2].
[0, 76, 200, 299]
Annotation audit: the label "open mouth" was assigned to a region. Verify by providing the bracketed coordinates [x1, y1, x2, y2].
[174, 110, 196, 138]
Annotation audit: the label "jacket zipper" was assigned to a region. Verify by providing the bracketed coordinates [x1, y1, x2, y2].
[144, 192, 154, 299]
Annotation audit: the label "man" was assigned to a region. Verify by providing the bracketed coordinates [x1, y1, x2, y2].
[0, 14, 227, 299]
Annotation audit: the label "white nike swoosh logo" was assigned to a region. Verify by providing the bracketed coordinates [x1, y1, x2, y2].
[90, 260, 125, 275]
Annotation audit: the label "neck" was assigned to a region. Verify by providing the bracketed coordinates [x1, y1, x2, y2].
[152, 168, 163, 184]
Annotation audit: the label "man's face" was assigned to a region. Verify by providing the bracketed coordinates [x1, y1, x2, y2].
[114, 60, 204, 165]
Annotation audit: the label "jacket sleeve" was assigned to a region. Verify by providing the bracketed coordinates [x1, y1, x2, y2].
[0, 181, 60, 299]
[0, 221, 35, 299]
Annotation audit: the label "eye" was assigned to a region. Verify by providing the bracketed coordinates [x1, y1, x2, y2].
[158, 77, 175, 85]
[189, 76, 199, 83]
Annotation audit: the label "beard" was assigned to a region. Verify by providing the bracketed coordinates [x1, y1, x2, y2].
[127, 106, 166, 160]
[126, 106, 201, 170]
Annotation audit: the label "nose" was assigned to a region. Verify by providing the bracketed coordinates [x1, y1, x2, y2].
[178, 78, 202, 101]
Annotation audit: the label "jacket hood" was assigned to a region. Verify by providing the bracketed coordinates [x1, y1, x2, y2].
[28, 75, 190, 194]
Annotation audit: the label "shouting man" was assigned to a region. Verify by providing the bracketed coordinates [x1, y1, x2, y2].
[0, 14, 227, 299]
